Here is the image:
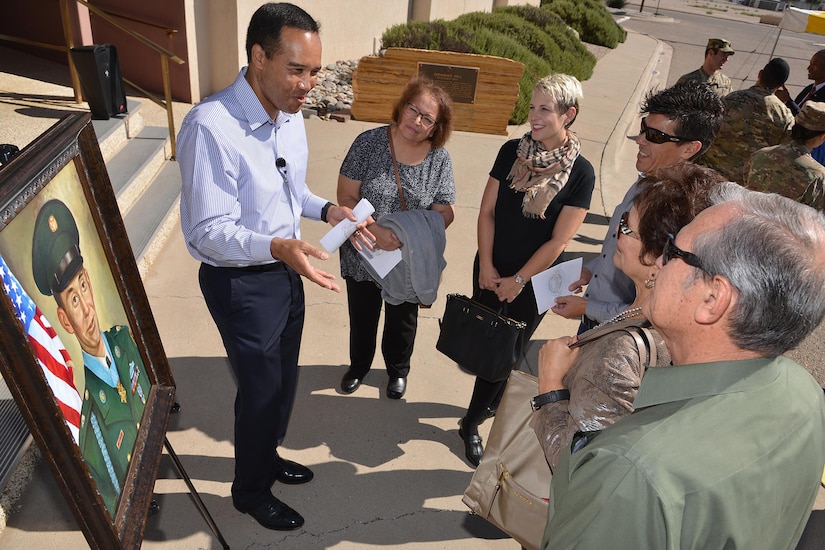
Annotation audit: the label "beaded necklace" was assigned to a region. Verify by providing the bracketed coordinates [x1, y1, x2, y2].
[596, 306, 643, 329]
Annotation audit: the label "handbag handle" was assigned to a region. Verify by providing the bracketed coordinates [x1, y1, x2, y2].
[569, 319, 658, 366]
[386, 125, 408, 211]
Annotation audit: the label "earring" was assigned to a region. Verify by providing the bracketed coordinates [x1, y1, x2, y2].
[644, 276, 656, 289]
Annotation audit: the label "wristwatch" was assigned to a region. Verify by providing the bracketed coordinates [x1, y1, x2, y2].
[514, 272, 527, 287]
[320, 201, 335, 223]
[531, 389, 571, 411]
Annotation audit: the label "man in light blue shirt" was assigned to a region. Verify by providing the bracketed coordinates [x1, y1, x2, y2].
[551, 82, 724, 331]
[178, 2, 363, 531]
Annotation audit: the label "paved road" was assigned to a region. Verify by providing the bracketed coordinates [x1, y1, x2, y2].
[622, 6, 822, 94]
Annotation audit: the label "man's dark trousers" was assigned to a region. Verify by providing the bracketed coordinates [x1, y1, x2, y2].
[199, 262, 304, 511]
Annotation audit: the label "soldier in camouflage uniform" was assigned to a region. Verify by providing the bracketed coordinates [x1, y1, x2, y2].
[699, 58, 794, 183]
[746, 101, 825, 210]
[32, 199, 150, 515]
[676, 38, 735, 97]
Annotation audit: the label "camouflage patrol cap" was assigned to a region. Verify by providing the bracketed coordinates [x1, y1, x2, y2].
[31, 199, 83, 297]
[707, 38, 734, 54]
[796, 101, 825, 132]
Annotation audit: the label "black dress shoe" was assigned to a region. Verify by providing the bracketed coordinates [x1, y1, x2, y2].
[386, 376, 407, 399]
[483, 406, 497, 420]
[243, 496, 304, 530]
[341, 368, 366, 394]
[275, 454, 314, 484]
[459, 418, 483, 467]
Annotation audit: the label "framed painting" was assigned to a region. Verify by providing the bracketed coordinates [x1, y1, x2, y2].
[0, 113, 175, 548]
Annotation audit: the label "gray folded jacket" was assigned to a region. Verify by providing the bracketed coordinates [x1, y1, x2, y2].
[360, 209, 447, 306]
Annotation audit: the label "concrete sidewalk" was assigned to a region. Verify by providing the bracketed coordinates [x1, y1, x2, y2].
[0, 31, 666, 549]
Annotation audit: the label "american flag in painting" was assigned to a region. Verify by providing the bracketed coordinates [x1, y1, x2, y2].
[0, 253, 82, 444]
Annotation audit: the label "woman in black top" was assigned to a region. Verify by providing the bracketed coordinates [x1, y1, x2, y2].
[458, 74, 595, 467]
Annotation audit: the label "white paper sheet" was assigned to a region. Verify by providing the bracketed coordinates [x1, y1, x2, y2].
[531, 257, 583, 314]
[320, 198, 375, 253]
[357, 247, 402, 279]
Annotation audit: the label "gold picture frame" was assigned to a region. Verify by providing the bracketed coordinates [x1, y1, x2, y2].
[0, 113, 175, 548]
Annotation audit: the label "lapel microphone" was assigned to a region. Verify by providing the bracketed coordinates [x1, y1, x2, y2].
[276, 157, 286, 168]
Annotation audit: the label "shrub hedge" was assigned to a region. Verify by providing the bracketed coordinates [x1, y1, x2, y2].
[539, 0, 627, 48]
[381, 11, 596, 124]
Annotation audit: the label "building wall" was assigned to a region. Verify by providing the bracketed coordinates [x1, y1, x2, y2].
[192, 0, 538, 100]
[411, 0, 493, 21]
[0, 0, 543, 104]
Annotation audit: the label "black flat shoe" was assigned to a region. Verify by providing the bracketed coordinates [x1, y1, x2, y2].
[387, 376, 407, 399]
[242, 496, 304, 530]
[275, 454, 314, 485]
[483, 406, 497, 420]
[459, 418, 483, 467]
[341, 368, 366, 394]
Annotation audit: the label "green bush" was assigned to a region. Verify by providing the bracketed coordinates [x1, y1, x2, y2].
[381, 12, 595, 124]
[381, 20, 474, 53]
[454, 11, 592, 79]
[539, 0, 627, 48]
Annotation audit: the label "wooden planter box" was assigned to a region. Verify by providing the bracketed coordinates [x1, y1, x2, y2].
[352, 48, 524, 136]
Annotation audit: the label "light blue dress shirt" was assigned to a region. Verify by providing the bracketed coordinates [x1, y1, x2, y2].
[178, 68, 328, 267]
[582, 176, 642, 322]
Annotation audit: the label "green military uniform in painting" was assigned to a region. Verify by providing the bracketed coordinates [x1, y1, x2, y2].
[676, 67, 732, 97]
[746, 142, 825, 210]
[31, 199, 150, 515]
[78, 325, 148, 513]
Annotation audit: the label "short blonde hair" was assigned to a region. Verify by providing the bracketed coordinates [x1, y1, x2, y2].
[534, 74, 583, 128]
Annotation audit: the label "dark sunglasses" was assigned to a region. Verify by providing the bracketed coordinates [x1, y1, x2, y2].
[618, 211, 638, 239]
[662, 233, 704, 270]
[640, 117, 690, 144]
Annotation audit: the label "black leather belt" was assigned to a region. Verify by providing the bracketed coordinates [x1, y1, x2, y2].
[208, 262, 287, 273]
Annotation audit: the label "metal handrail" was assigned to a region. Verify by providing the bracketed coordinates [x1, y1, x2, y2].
[73, 0, 185, 64]
[71, 0, 184, 158]
[0, 3, 184, 157]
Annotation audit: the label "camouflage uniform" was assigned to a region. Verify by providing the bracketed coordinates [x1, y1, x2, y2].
[699, 85, 794, 182]
[745, 142, 825, 210]
[676, 68, 732, 97]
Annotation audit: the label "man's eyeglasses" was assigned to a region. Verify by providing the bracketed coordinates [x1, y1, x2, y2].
[405, 103, 437, 128]
[662, 233, 704, 270]
[639, 117, 689, 144]
[618, 211, 639, 239]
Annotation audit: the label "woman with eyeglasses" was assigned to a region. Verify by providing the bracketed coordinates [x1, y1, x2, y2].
[456, 74, 595, 467]
[336, 76, 455, 400]
[532, 162, 724, 471]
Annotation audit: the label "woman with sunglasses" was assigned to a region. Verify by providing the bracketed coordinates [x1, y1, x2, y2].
[337, 76, 455, 400]
[456, 74, 595, 467]
[533, 162, 724, 470]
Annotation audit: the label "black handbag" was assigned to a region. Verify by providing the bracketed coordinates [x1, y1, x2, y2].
[436, 293, 527, 382]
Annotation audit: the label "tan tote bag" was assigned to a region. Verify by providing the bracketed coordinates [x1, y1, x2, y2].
[462, 323, 655, 550]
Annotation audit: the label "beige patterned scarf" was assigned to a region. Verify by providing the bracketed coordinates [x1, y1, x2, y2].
[506, 131, 581, 219]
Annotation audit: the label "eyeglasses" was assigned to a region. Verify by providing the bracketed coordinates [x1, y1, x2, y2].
[618, 211, 639, 239]
[662, 233, 704, 270]
[404, 103, 437, 128]
[639, 117, 689, 144]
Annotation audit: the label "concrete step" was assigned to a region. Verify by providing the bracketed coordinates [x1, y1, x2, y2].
[93, 103, 181, 270]
[107, 125, 170, 214]
[91, 98, 145, 161]
[124, 160, 181, 272]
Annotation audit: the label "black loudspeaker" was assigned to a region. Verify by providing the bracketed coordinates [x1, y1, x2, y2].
[70, 44, 128, 120]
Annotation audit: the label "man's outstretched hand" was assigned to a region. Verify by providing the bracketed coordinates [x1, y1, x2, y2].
[270, 238, 341, 292]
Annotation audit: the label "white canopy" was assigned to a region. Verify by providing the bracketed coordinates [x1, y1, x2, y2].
[780, 7, 825, 36]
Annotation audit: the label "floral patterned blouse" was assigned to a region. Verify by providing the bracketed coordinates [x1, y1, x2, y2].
[338, 125, 455, 282]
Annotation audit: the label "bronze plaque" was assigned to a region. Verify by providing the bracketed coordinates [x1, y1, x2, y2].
[417, 62, 479, 104]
